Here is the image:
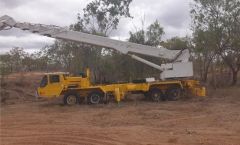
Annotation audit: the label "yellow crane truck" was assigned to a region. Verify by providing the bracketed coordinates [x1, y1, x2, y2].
[0, 15, 205, 105]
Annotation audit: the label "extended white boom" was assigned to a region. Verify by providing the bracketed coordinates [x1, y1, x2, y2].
[0, 15, 193, 79]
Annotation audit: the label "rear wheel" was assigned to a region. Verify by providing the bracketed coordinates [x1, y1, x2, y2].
[63, 93, 79, 105]
[166, 86, 183, 101]
[148, 88, 164, 102]
[87, 91, 104, 104]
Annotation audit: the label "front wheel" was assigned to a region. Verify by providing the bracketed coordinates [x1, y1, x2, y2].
[63, 93, 79, 105]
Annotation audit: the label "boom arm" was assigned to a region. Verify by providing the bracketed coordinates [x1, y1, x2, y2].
[0, 15, 193, 79]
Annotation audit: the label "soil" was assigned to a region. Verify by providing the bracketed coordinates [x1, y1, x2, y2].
[1, 72, 240, 145]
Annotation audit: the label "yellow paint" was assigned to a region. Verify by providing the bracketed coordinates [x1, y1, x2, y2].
[37, 69, 206, 101]
[195, 87, 206, 97]
[114, 88, 121, 103]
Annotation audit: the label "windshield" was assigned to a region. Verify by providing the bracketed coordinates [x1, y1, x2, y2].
[40, 75, 48, 88]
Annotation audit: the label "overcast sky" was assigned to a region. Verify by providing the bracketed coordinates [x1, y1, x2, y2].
[0, 0, 193, 54]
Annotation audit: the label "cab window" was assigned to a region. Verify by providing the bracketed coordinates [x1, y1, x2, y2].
[40, 75, 48, 88]
[49, 75, 60, 83]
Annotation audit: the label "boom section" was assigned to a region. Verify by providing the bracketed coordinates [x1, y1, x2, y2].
[0, 15, 180, 60]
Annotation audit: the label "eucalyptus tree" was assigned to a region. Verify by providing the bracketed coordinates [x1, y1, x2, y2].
[191, 0, 240, 85]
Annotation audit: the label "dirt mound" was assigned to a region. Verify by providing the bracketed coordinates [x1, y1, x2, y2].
[1, 72, 43, 104]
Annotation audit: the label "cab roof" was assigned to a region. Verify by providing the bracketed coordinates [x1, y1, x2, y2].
[44, 72, 69, 75]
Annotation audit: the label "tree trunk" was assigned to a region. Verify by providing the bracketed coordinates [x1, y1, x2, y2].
[202, 60, 211, 82]
[202, 69, 208, 82]
[231, 70, 238, 86]
[211, 64, 217, 89]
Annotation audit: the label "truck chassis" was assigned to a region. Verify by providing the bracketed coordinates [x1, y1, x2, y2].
[37, 69, 205, 105]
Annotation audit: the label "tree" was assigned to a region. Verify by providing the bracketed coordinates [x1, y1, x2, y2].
[146, 20, 164, 46]
[129, 30, 145, 45]
[45, 0, 133, 83]
[8, 47, 26, 72]
[0, 54, 12, 80]
[129, 20, 164, 46]
[123, 20, 165, 79]
[192, 30, 216, 82]
[191, 0, 240, 85]
[70, 0, 132, 36]
[161, 36, 190, 50]
[81, 0, 132, 35]
[0, 54, 12, 73]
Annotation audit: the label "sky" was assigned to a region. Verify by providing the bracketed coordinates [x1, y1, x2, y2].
[0, 0, 193, 54]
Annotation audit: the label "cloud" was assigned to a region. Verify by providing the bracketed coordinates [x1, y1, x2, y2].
[0, 0, 193, 54]
[0, 30, 54, 53]
[0, 0, 30, 8]
[110, 0, 193, 39]
[0, 0, 91, 54]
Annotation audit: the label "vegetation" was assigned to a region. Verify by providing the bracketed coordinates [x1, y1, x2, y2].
[0, 0, 239, 87]
[191, 0, 240, 86]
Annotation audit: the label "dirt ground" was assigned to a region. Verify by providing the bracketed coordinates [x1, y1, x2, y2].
[1, 73, 240, 145]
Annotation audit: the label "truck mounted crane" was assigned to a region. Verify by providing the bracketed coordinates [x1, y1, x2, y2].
[0, 15, 205, 105]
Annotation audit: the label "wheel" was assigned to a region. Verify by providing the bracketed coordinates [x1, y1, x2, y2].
[149, 88, 164, 102]
[103, 93, 110, 104]
[63, 93, 79, 105]
[87, 91, 103, 104]
[166, 86, 183, 101]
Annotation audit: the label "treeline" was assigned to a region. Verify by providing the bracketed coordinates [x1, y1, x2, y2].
[0, 0, 239, 87]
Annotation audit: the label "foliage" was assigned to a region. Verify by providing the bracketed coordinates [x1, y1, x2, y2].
[161, 37, 191, 50]
[121, 20, 165, 79]
[129, 20, 164, 46]
[71, 0, 132, 35]
[43, 0, 133, 83]
[191, 0, 240, 85]
[2, 0, 239, 88]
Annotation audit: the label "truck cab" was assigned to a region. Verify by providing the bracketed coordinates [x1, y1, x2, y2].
[37, 72, 69, 98]
[37, 69, 91, 98]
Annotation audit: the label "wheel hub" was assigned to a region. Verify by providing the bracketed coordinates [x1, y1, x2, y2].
[152, 93, 160, 101]
[67, 95, 77, 105]
[91, 94, 100, 104]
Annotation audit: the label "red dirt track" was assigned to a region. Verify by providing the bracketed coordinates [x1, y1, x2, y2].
[0, 72, 240, 145]
[1, 92, 240, 145]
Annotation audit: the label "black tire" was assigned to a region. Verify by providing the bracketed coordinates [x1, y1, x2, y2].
[165, 86, 183, 101]
[63, 93, 79, 105]
[148, 88, 164, 102]
[103, 93, 110, 104]
[87, 91, 104, 104]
